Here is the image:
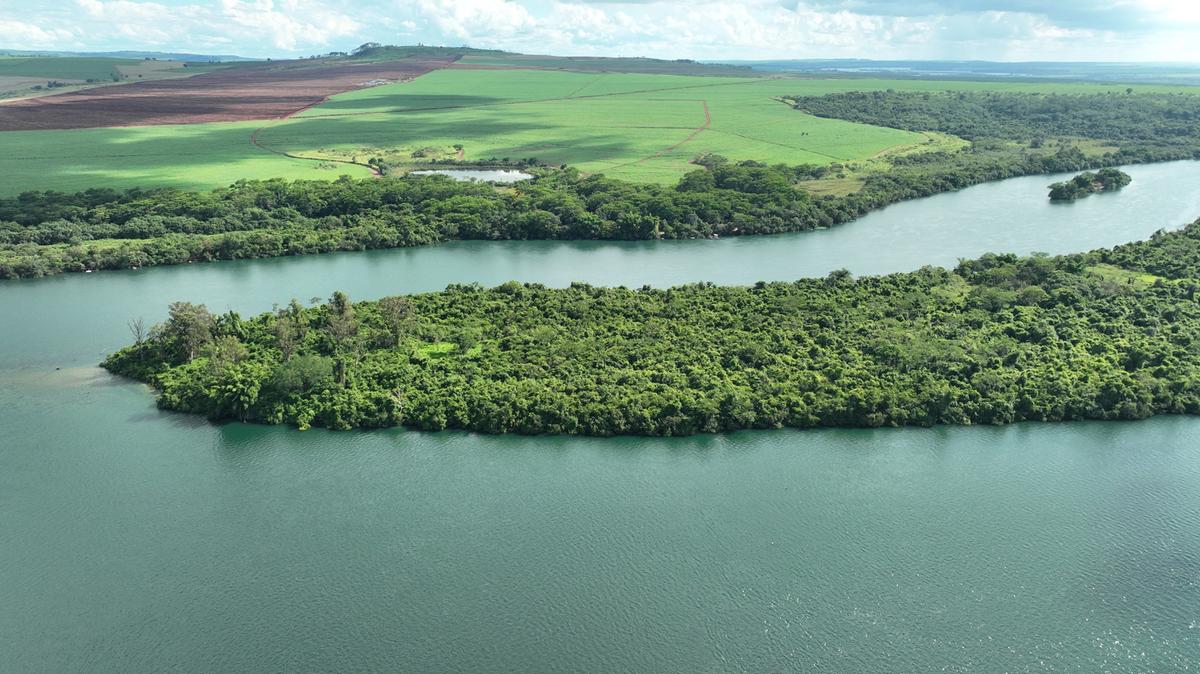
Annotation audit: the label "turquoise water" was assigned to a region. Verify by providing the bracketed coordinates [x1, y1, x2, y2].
[2, 162, 1200, 671]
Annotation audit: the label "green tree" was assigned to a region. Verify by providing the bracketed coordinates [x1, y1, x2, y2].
[164, 301, 215, 362]
[377, 295, 415, 347]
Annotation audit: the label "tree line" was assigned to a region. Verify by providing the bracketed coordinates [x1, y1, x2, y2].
[788, 90, 1200, 145]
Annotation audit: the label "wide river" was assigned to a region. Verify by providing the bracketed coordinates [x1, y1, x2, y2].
[3, 162, 1200, 671]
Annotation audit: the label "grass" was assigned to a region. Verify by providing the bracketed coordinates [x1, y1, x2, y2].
[0, 122, 365, 194]
[0, 56, 130, 101]
[260, 69, 927, 183]
[459, 53, 758, 77]
[0, 56, 129, 80]
[0, 56, 228, 102]
[1086, 263, 1165, 288]
[413, 341, 482, 359]
[2, 64, 1198, 195]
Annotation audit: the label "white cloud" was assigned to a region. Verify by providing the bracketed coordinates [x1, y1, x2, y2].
[0, 19, 76, 48]
[0, 0, 363, 54]
[414, 0, 535, 41]
[0, 0, 1197, 60]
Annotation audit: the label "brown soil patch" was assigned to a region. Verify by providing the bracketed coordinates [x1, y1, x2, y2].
[0, 57, 455, 132]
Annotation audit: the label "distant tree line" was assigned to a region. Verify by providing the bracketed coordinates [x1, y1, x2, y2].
[787, 90, 1200, 145]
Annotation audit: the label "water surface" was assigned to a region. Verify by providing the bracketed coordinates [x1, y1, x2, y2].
[409, 168, 533, 183]
[2, 161, 1199, 671]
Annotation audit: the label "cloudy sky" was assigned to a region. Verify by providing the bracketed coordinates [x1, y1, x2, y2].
[2, 0, 1199, 62]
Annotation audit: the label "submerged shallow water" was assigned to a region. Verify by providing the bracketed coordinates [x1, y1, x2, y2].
[3, 161, 1200, 670]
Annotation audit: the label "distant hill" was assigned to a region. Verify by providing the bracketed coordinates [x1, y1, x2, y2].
[0, 48, 255, 62]
[717, 59, 1200, 85]
[336, 43, 757, 76]
[347, 43, 508, 61]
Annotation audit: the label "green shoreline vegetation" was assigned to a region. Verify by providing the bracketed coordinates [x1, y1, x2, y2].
[5, 90, 1200, 280]
[1048, 168, 1132, 201]
[103, 222, 1200, 435]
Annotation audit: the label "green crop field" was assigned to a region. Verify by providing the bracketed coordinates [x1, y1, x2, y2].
[457, 53, 760, 77]
[0, 121, 358, 195]
[0, 55, 215, 103]
[257, 69, 933, 182]
[1, 61, 1196, 196]
[0, 56, 131, 81]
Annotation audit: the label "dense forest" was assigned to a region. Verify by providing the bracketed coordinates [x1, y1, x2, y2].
[788, 90, 1200, 145]
[4, 91, 1197, 279]
[103, 221, 1200, 435]
[1048, 168, 1131, 201]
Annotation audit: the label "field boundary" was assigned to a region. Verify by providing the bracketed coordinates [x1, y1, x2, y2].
[245, 58, 467, 175]
[604, 99, 712, 171]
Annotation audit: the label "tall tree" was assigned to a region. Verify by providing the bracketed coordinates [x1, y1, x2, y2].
[164, 302, 215, 362]
[377, 295, 415, 347]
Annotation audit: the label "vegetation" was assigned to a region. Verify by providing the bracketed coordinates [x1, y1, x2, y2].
[5, 67, 1188, 196]
[0, 148, 1100, 279]
[455, 52, 758, 77]
[232, 69, 928, 185]
[1048, 168, 1131, 201]
[0, 55, 211, 101]
[347, 44, 507, 61]
[785, 89, 1200, 198]
[0, 56, 129, 81]
[788, 90, 1200, 145]
[5, 81, 1200, 280]
[0, 120, 1179, 280]
[102, 221, 1200, 435]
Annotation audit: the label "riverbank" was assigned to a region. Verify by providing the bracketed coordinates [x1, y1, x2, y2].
[8, 89, 1200, 279]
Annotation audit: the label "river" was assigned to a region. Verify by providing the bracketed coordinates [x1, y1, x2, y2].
[2, 161, 1199, 671]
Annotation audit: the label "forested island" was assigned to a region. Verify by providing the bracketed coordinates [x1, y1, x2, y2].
[5, 91, 1200, 279]
[103, 221, 1200, 435]
[1048, 168, 1132, 201]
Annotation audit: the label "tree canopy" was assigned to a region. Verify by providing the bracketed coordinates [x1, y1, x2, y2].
[103, 221, 1200, 435]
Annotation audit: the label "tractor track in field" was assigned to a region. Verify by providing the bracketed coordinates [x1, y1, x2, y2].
[249, 120, 379, 175]
[246, 73, 844, 177]
[603, 100, 711, 171]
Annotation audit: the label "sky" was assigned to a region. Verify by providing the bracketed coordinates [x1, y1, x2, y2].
[2, 0, 1200, 62]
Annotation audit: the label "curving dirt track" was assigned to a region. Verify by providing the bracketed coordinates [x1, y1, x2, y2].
[0, 57, 455, 131]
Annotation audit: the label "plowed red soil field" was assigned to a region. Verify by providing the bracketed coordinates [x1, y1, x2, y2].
[0, 57, 454, 131]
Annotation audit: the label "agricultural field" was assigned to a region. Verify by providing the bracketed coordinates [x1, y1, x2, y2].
[0, 57, 450, 130]
[1, 51, 1197, 195]
[0, 56, 126, 81]
[457, 52, 759, 77]
[0, 55, 217, 101]
[0, 121, 354, 194]
[0, 56, 126, 101]
[260, 68, 930, 182]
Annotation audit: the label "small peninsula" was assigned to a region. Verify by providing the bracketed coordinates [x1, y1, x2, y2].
[1048, 168, 1132, 201]
[103, 222, 1200, 436]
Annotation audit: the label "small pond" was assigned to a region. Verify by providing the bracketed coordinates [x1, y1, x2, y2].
[409, 168, 533, 183]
